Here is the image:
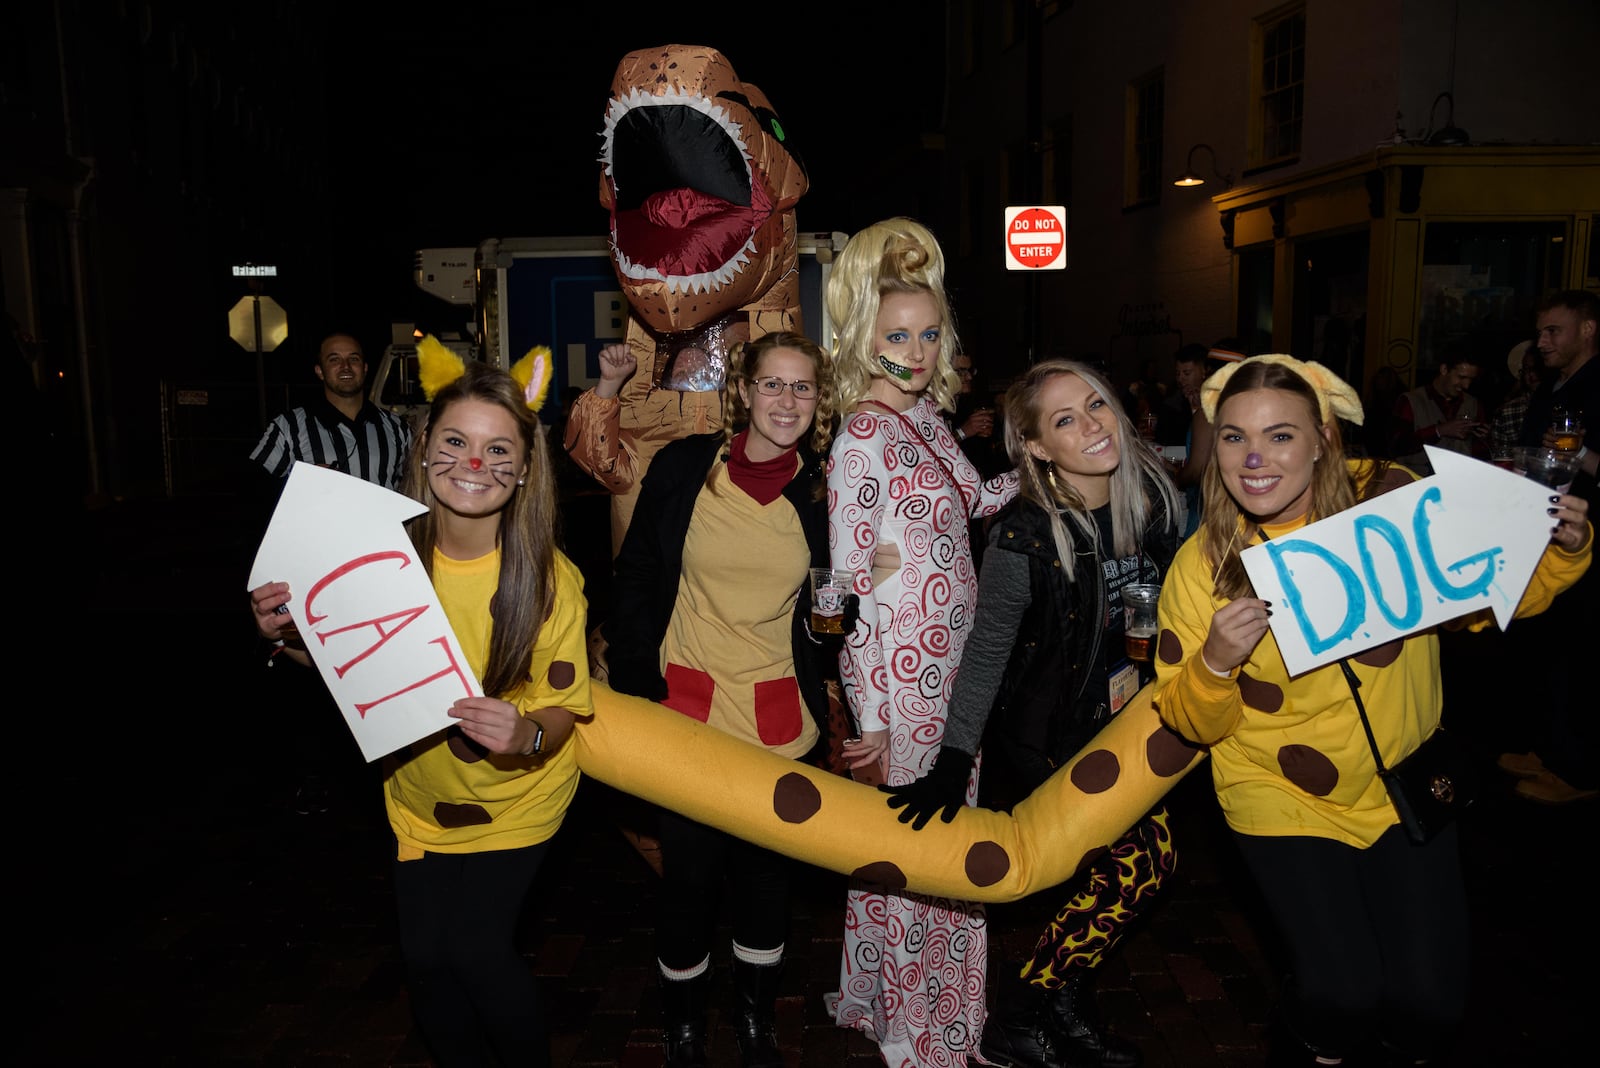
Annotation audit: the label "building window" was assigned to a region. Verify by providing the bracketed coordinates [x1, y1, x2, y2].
[1125, 67, 1163, 208]
[1252, 3, 1305, 167]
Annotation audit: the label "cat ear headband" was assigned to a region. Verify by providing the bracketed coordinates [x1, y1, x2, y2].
[417, 334, 554, 414]
[1200, 352, 1364, 426]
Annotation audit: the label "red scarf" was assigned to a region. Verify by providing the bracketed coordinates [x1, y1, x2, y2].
[727, 430, 797, 505]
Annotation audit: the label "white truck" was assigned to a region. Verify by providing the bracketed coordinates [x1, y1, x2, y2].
[374, 232, 847, 420]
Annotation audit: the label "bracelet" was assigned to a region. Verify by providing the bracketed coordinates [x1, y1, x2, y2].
[955, 427, 966, 441]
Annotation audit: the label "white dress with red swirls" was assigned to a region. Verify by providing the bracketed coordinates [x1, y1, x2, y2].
[824, 394, 1018, 1067]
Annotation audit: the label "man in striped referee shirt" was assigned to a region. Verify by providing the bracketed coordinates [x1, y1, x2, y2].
[250, 331, 414, 814]
[249, 331, 413, 491]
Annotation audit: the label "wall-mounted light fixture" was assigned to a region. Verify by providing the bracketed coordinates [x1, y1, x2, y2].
[1173, 143, 1234, 189]
[1425, 92, 1470, 146]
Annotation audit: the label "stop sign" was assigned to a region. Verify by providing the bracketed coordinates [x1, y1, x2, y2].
[1004, 205, 1068, 271]
[229, 295, 289, 352]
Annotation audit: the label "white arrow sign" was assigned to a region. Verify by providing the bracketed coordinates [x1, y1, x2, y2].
[1242, 446, 1560, 676]
[247, 463, 475, 761]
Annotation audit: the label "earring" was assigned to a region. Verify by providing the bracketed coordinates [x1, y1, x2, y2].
[516, 478, 525, 487]
[421, 460, 429, 468]
[1046, 464, 1060, 494]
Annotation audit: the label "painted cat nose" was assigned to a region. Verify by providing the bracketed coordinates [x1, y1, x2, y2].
[469, 457, 483, 471]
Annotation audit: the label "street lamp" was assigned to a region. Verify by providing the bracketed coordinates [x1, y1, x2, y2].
[1173, 143, 1234, 189]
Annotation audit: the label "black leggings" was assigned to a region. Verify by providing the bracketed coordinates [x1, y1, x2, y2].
[392, 841, 552, 1068]
[1234, 823, 1469, 1060]
[655, 807, 791, 971]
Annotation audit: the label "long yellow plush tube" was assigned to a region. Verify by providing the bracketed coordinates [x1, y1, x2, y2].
[574, 681, 1206, 902]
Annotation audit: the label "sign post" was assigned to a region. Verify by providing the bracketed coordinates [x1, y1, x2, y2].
[1004, 205, 1068, 272]
[229, 264, 286, 427]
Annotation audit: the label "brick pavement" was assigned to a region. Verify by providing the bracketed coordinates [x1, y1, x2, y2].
[26, 495, 1594, 1067]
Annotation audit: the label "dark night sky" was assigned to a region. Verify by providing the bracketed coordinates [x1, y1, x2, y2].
[316, 2, 945, 332]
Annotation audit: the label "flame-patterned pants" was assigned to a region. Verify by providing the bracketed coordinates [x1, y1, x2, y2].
[1018, 805, 1175, 988]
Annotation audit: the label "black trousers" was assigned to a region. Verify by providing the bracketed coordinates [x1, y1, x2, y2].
[392, 841, 552, 1068]
[655, 806, 791, 971]
[1234, 822, 1469, 1060]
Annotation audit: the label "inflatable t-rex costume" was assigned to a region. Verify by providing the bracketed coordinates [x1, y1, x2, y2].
[563, 43, 810, 556]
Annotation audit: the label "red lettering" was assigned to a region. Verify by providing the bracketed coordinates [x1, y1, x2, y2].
[316, 605, 431, 679]
[303, 551, 414, 625]
[353, 637, 476, 719]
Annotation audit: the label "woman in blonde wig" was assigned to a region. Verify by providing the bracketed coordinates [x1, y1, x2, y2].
[823, 217, 1018, 1066]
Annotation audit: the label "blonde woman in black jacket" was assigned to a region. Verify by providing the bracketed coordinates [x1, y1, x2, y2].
[886, 359, 1183, 1068]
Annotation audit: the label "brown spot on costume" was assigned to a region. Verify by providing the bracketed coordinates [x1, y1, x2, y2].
[1238, 673, 1285, 713]
[1278, 744, 1340, 796]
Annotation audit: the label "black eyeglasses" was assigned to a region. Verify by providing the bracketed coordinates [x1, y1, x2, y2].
[752, 376, 818, 399]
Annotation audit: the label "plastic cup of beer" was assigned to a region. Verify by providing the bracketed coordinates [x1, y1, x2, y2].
[809, 568, 856, 635]
[1512, 446, 1579, 495]
[1121, 584, 1161, 662]
[1549, 412, 1585, 453]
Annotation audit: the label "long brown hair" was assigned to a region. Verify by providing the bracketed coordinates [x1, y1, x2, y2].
[1201, 359, 1356, 599]
[1003, 359, 1179, 581]
[402, 362, 559, 698]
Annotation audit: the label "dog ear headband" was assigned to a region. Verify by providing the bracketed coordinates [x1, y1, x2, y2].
[417, 334, 554, 414]
[1200, 352, 1364, 427]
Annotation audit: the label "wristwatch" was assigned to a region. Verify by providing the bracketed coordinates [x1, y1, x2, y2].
[522, 720, 546, 758]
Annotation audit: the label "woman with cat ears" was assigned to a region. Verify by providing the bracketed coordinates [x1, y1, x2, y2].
[250, 339, 592, 1068]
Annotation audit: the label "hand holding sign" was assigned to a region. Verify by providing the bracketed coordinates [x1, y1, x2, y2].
[248, 462, 477, 761]
[1241, 447, 1579, 676]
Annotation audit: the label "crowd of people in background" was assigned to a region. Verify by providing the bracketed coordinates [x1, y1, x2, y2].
[244, 225, 1596, 1067]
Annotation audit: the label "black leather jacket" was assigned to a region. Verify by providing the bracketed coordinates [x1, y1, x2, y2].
[978, 485, 1177, 811]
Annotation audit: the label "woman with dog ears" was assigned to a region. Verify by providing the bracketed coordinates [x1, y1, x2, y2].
[602, 330, 848, 1068]
[1153, 354, 1591, 1066]
[249, 340, 592, 1068]
[822, 217, 1020, 1067]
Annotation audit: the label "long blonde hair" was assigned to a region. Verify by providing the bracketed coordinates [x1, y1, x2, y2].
[826, 217, 962, 414]
[1004, 360, 1179, 581]
[402, 363, 559, 698]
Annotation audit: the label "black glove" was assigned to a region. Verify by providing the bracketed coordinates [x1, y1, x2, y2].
[881, 747, 975, 831]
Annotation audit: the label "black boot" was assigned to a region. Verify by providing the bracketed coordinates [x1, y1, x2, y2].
[732, 959, 783, 1068]
[1044, 970, 1142, 1067]
[659, 971, 710, 1067]
[979, 980, 1075, 1068]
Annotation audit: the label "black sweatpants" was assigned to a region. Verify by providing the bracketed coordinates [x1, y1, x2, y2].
[1234, 823, 1469, 1061]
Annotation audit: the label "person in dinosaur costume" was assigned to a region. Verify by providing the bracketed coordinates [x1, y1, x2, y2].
[564, 43, 810, 558]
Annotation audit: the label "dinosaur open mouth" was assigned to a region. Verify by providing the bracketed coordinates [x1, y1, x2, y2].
[601, 86, 774, 295]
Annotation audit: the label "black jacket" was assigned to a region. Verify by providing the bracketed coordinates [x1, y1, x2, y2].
[977, 484, 1178, 811]
[603, 434, 838, 756]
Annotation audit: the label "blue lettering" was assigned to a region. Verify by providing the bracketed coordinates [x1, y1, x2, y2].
[1264, 539, 1367, 656]
[1354, 515, 1422, 629]
[1412, 487, 1500, 601]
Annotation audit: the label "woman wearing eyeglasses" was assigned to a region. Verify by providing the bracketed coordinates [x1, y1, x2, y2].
[604, 331, 846, 1068]
[823, 218, 1019, 1067]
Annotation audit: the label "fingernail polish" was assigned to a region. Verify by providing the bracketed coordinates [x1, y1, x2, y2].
[1551, 495, 1561, 504]
[1548, 507, 1560, 516]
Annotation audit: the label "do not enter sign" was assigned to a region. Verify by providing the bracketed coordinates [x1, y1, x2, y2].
[1004, 205, 1068, 271]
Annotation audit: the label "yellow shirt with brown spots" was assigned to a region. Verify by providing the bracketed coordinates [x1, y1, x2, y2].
[1154, 472, 1592, 847]
[384, 549, 591, 860]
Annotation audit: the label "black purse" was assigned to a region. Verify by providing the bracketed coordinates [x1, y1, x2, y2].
[1339, 661, 1480, 845]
